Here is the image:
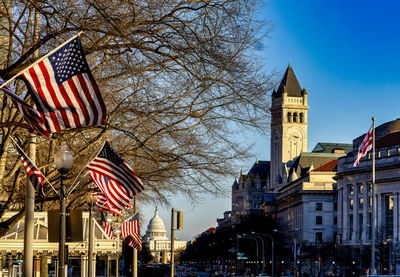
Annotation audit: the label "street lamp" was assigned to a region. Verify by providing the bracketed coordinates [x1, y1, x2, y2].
[55, 142, 73, 277]
[249, 233, 265, 274]
[253, 231, 275, 277]
[86, 188, 95, 277]
[241, 234, 259, 274]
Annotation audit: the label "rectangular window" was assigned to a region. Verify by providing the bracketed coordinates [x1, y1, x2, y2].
[350, 199, 353, 210]
[334, 203, 337, 211]
[349, 185, 354, 195]
[349, 215, 353, 239]
[316, 216, 323, 225]
[359, 198, 363, 209]
[316, 232, 323, 243]
[316, 203, 323, 211]
[359, 185, 364, 194]
[385, 195, 394, 240]
[334, 216, 337, 225]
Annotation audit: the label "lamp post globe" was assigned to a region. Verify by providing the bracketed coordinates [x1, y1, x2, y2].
[55, 142, 73, 174]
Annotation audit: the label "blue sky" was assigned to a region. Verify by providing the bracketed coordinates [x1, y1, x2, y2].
[140, 1, 400, 240]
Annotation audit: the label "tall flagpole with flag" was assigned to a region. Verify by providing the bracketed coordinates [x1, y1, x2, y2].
[371, 116, 376, 274]
[352, 117, 375, 274]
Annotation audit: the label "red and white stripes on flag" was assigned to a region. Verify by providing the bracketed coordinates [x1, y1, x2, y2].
[120, 213, 142, 251]
[0, 77, 50, 136]
[353, 124, 373, 167]
[101, 211, 114, 239]
[86, 142, 144, 211]
[93, 191, 122, 216]
[128, 234, 142, 251]
[18, 36, 106, 137]
[15, 146, 46, 197]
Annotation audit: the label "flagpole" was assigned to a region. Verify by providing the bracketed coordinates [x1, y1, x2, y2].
[10, 136, 59, 195]
[0, 31, 83, 91]
[133, 196, 138, 277]
[23, 10, 40, 276]
[371, 116, 376, 275]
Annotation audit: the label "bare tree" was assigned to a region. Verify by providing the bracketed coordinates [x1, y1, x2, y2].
[0, 0, 274, 234]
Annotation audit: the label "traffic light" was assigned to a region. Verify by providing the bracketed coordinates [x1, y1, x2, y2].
[177, 211, 183, 230]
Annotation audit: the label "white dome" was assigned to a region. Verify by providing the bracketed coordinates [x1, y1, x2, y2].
[145, 208, 168, 240]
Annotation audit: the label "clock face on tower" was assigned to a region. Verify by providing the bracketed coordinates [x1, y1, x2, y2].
[287, 128, 303, 161]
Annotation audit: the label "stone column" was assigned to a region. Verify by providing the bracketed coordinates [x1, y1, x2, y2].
[80, 255, 87, 277]
[352, 185, 359, 242]
[342, 185, 349, 242]
[106, 255, 110, 277]
[40, 255, 48, 277]
[338, 188, 343, 228]
[362, 182, 368, 242]
[34, 255, 40, 277]
[377, 193, 383, 236]
[394, 193, 399, 242]
[116, 258, 119, 277]
[0, 254, 2, 277]
[55, 258, 59, 277]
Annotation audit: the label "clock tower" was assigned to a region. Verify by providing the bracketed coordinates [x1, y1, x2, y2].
[270, 64, 309, 187]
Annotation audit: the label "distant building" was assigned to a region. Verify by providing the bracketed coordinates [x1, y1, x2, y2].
[217, 160, 270, 227]
[336, 119, 400, 246]
[275, 153, 345, 245]
[270, 64, 309, 187]
[218, 65, 351, 247]
[143, 208, 187, 263]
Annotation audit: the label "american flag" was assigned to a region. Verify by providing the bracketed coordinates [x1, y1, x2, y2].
[19, 36, 106, 137]
[353, 124, 373, 167]
[0, 77, 49, 136]
[120, 213, 142, 251]
[101, 211, 114, 239]
[93, 191, 122, 216]
[15, 146, 46, 197]
[86, 142, 144, 210]
[127, 235, 142, 251]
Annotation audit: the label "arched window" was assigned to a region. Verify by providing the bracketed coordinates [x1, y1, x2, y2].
[287, 112, 292, 122]
[293, 112, 298, 122]
[299, 113, 304, 122]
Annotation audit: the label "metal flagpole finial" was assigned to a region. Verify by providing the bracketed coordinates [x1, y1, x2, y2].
[372, 116, 375, 121]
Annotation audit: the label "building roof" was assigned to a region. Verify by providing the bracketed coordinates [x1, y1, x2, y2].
[313, 159, 338, 172]
[145, 208, 168, 240]
[247, 160, 270, 176]
[275, 64, 303, 97]
[312, 142, 352, 153]
[289, 152, 345, 178]
[353, 118, 400, 149]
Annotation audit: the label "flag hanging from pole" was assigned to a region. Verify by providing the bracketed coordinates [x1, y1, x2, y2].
[120, 213, 142, 251]
[353, 124, 373, 167]
[93, 191, 122, 216]
[101, 211, 114, 239]
[15, 146, 46, 197]
[86, 142, 144, 211]
[18, 36, 106, 137]
[0, 77, 50, 136]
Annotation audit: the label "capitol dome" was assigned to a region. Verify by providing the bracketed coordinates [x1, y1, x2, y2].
[145, 208, 168, 240]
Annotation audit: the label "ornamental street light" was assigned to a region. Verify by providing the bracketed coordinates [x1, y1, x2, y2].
[55, 142, 73, 277]
[86, 187, 96, 277]
[241, 234, 259, 274]
[252, 232, 274, 277]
